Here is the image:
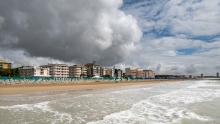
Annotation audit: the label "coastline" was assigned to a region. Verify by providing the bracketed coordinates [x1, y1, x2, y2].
[0, 80, 184, 95]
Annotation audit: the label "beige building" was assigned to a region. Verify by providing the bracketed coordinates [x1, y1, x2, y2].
[40, 63, 69, 78]
[143, 70, 155, 78]
[125, 68, 137, 78]
[100, 67, 105, 77]
[136, 69, 144, 78]
[19, 66, 50, 77]
[100, 68, 114, 77]
[69, 65, 87, 78]
[0, 60, 11, 69]
[126, 68, 154, 78]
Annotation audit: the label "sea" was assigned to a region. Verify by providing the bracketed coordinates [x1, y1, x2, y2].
[0, 79, 220, 124]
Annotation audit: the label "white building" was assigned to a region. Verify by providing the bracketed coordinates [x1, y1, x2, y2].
[40, 63, 69, 78]
[19, 66, 50, 77]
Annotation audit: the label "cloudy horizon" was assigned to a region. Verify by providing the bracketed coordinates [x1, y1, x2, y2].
[0, 0, 220, 76]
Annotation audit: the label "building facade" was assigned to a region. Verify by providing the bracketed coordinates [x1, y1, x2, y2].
[100, 67, 106, 77]
[116, 69, 123, 78]
[126, 68, 154, 78]
[125, 68, 137, 78]
[100, 68, 114, 77]
[69, 65, 87, 78]
[40, 63, 69, 78]
[143, 70, 155, 78]
[85, 62, 101, 77]
[136, 69, 144, 78]
[0, 60, 11, 69]
[19, 66, 50, 77]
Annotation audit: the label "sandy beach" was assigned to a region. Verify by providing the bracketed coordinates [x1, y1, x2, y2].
[0, 80, 181, 95]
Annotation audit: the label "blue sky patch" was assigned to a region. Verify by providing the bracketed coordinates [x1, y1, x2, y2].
[190, 35, 220, 43]
[177, 48, 198, 55]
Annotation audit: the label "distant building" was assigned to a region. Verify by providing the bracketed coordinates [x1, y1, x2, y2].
[189, 75, 194, 78]
[125, 68, 137, 78]
[0, 60, 11, 69]
[136, 69, 144, 78]
[217, 72, 219, 77]
[126, 68, 153, 78]
[100, 68, 114, 77]
[40, 63, 69, 78]
[69, 65, 87, 78]
[107, 68, 114, 77]
[201, 73, 203, 78]
[116, 69, 123, 78]
[143, 70, 155, 78]
[100, 67, 106, 76]
[19, 66, 50, 77]
[85, 61, 101, 77]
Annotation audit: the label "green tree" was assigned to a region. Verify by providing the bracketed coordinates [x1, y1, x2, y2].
[0, 69, 11, 76]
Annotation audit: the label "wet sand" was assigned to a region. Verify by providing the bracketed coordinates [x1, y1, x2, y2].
[0, 80, 182, 95]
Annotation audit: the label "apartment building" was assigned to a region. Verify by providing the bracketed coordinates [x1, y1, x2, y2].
[100, 67, 106, 77]
[143, 70, 155, 78]
[100, 68, 114, 77]
[115, 69, 123, 78]
[85, 61, 101, 77]
[88, 65, 101, 77]
[126, 68, 154, 78]
[40, 63, 69, 78]
[125, 68, 137, 78]
[0, 60, 11, 69]
[136, 69, 144, 78]
[19, 66, 50, 77]
[69, 65, 87, 78]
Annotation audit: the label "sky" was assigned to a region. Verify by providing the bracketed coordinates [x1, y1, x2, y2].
[0, 0, 220, 76]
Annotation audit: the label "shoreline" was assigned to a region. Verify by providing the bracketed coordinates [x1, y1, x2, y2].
[0, 80, 187, 95]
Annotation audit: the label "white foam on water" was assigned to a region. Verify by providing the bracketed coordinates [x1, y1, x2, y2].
[188, 80, 220, 88]
[0, 101, 73, 123]
[88, 80, 220, 124]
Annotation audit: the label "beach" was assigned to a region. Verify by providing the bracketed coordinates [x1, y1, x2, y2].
[1, 79, 220, 124]
[0, 80, 178, 95]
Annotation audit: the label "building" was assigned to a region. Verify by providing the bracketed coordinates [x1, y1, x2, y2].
[189, 75, 194, 78]
[0, 60, 11, 69]
[217, 72, 219, 78]
[100, 68, 114, 77]
[100, 67, 106, 77]
[136, 69, 144, 78]
[116, 69, 123, 78]
[40, 63, 69, 78]
[125, 68, 137, 78]
[125, 68, 154, 78]
[143, 70, 155, 78]
[69, 65, 87, 78]
[85, 61, 101, 77]
[201, 73, 203, 78]
[19, 66, 50, 77]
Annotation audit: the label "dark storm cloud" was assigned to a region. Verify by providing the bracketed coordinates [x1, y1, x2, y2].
[0, 0, 142, 66]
